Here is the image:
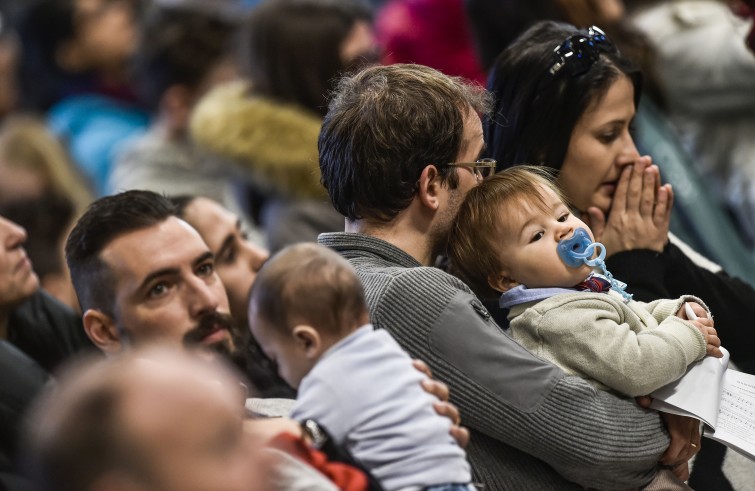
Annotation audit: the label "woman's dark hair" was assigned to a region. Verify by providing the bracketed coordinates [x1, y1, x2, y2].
[133, 5, 236, 112]
[239, 0, 373, 118]
[485, 20, 641, 173]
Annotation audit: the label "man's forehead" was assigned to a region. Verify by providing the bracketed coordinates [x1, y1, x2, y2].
[100, 218, 210, 278]
[459, 107, 484, 156]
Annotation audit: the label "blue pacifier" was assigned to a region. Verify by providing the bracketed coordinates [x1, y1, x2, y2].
[557, 227, 606, 268]
[557, 227, 632, 302]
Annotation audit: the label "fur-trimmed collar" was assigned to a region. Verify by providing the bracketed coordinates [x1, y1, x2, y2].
[190, 81, 326, 199]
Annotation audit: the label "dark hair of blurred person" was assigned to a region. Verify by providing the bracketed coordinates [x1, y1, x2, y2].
[0, 9, 20, 122]
[240, 0, 376, 118]
[107, 3, 245, 219]
[190, 0, 379, 252]
[133, 3, 237, 124]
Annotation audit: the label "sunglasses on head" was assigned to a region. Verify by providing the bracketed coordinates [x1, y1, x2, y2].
[549, 26, 615, 77]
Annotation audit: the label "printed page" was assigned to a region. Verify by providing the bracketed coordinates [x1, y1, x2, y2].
[649, 348, 730, 428]
[704, 369, 755, 461]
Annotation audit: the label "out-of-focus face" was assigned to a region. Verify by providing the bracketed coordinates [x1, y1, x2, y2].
[74, 0, 137, 71]
[0, 162, 47, 205]
[493, 184, 594, 291]
[181, 198, 269, 325]
[0, 215, 39, 310]
[558, 75, 640, 214]
[94, 217, 234, 355]
[119, 352, 264, 491]
[340, 19, 379, 69]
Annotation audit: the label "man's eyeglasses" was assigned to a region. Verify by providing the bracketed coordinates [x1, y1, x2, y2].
[446, 158, 497, 181]
[549, 26, 615, 77]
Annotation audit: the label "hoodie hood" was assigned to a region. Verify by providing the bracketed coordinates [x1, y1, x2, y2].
[190, 81, 326, 199]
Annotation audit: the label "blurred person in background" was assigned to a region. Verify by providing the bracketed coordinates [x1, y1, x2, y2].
[0, 212, 93, 491]
[108, 3, 255, 238]
[15, 0, 149, 195]
[627, 0, 755, 251]
[0, 9, 19, 123]
[0, 115, 94, 310]
[190, 0, 379, 253]
[375, 0, 486, 84]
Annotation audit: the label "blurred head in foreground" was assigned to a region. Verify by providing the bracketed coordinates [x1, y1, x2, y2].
[24, 346, 266, 491]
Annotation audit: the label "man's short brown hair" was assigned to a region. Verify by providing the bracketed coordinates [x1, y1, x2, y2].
[319, 63, 493, 222]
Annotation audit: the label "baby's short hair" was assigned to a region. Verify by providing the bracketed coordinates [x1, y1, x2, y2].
[248, 242, 368, 337]
[448, 165, 566, 299]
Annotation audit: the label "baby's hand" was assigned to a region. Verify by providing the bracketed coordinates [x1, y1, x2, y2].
[676, 301, 708, 321]
[677, 303, 722, 358]
[690, 318, 722, 358]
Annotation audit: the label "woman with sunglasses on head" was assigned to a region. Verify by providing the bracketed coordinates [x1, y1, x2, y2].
[485, 20, 755, 374]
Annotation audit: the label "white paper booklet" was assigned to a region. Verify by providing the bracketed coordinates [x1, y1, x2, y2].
[650, 347, 755, 460]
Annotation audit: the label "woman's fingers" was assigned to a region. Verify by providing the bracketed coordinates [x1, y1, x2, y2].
[653, 184, 672, 225]
[611, 165, 632, 216]
[639, 165, 658, 216]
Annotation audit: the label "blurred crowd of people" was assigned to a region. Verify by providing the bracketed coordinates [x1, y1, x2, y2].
[1, 0, 755, 490]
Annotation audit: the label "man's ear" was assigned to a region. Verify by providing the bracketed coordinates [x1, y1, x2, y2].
[487, 270, 519, 294]
[82, 309, 123, 355]
[292, 325, 321, 358]
[417, 164, 442, 211]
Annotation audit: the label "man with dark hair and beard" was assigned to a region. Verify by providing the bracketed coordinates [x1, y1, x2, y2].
[65, 190, 247, 374]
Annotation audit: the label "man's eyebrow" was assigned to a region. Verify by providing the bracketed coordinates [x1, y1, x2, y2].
[216, 234, 234, 259]
[137, 251, 215, 293]
[216, 220, 242, 259]
[139, 266, 180, 293]
[193, 251, 215, 268]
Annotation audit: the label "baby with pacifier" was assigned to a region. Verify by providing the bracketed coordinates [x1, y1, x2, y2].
[447, 165, 722, 488]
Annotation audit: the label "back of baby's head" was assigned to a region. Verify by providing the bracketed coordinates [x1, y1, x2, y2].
[248, 242, 369, 338]
[448, 165, 564, 299]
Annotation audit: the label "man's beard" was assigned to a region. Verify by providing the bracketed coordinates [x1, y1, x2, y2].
[430, 187, 464, 260]
[182, 311, 243, 360]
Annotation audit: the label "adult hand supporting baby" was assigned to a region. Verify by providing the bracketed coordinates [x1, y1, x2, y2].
[635, 396, 701, 482]
[413, 359, 470, 448]
[581, 157, 672, 257]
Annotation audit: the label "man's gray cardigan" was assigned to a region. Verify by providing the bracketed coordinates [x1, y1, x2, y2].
[320, 232, 670, 490]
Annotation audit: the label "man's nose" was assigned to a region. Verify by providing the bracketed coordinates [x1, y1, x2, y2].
[187, 276, 220, 317]
[0, 215, 28, 249]
[243, 242, 269, 273]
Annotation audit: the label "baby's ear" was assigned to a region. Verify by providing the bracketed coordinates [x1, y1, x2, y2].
[487, 271, 519, 294]
[292, 325, 322, 358]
